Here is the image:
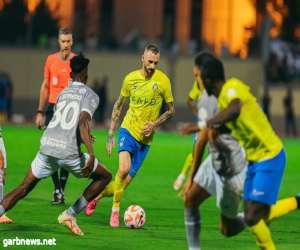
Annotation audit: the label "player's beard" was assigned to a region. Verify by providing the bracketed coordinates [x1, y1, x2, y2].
[144, 65, 154, 76]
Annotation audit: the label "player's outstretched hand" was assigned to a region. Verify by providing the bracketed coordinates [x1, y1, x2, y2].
[180, 123, 197, 136]
[80, 156, 95, 181]
[142, 122, 154, 137]
[91, 133, 96, 144]
[36, 113, 43, 130]
[178, 177, 192, 197]
[106, 133, 115, 157]
[208, 127, 219, 147]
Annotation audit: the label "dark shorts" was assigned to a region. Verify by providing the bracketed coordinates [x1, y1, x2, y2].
[118, 128, 151, 178]
[44, 103, 55, 130]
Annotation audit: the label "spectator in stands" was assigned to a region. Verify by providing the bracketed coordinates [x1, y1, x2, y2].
[96, 76, 108, 125]
[0, 73, 12, 121]
[4, 74, 13, 121]
[283, 87, 297, 137]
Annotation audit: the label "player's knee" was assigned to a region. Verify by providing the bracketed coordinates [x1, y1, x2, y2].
[106, 171, 113, 184]
[184, 194, 196, 209]
[118, 164, 130, 179]
[244, 211, 258, 227]
[219, 224, 234, 237]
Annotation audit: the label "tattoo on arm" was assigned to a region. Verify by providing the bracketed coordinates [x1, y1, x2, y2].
[108, 94, 126, 141]
[152, 102, 175, 129]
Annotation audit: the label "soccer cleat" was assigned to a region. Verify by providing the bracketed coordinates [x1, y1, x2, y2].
[110, 211, 120, 227]
[58, 211, 84, 236]
[51, 190, 63, 205]
[0, 214, 12, 224]
[85, 199, 99, 216]
[51, 190, 66, 205]
[60, 194, 66, 205]
[174, 178, 184, 191]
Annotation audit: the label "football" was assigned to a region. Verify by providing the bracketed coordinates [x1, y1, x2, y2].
[124, 205, 146, 229]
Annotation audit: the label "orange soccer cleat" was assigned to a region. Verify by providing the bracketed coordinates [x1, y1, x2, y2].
[0, 214, 12, 224]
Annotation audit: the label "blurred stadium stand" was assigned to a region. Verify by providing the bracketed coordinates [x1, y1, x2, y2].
[0, 0, 300, 134]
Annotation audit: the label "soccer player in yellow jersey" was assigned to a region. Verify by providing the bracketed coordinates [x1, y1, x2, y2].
[197, 57, 300, 250]
[174, 62, 205, 190]
[85, 44, 175, 227]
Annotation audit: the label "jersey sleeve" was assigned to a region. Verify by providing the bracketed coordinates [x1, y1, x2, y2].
[197, 97, 218, 122]
[189, 81, 200, 100]
[81, 93, 99, 118]
[44, 56, 51, 79]
[120, 76, 130, 97]
[220, 83, 248, 109]
[162, 77, 174, 103]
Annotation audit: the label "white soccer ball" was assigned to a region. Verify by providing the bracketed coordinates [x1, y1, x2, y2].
[124, 205, 146, 229]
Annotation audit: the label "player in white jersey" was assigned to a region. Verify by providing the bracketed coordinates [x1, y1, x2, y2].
[0, 127, 12, 223]
[0, 53, 112, 235]
[179, 52, 247, 250]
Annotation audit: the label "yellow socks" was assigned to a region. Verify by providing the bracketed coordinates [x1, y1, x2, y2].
[249, 219, 275, 250]
[98, 175, 128, 210]
[113, 175, 126, 209]
[247, 197, 298, 249]
[182, 152, 193, 176]
[99, 181, 115, 198]
[263, 197, 298, 224]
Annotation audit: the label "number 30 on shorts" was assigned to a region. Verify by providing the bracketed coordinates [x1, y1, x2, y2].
[48, 101, 79, 130]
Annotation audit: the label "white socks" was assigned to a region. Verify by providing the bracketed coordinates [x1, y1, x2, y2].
[112, 206, 120, 212]
[177, 173, 186, 183]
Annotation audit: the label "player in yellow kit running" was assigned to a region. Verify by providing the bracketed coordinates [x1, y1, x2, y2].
[198, 57, 300, 250]
[85, 44, 175, 227]
[174, 80, 202, 190]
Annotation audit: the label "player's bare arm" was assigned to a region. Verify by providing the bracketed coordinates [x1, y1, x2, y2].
[142, 102, 175, 137]
[180, 122, 200, 136]
[179, 128, 209, 197]
[106, 94, 126, 156]
[36, 78, 49, 130]
[206, 99, 242, 127]
[79, 111, 95, 180]
[187, 97, 197, 116]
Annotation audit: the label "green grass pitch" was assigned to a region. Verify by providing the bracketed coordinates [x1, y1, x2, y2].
[0, 125, 299, 249]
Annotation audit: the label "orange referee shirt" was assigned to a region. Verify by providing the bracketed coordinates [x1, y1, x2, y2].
[44, 52, 76, 104]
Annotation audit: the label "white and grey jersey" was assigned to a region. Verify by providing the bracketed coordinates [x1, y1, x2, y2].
[197, 90, 246, 176]
[39, 81, 99, 160]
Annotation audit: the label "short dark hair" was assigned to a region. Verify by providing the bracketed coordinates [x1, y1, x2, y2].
[194, 52, 215, 69]
[58, 28, 72, 38]
[70, 52, 90, 74]
[201, 58, 225, 83]
[145, 44, 160, 54]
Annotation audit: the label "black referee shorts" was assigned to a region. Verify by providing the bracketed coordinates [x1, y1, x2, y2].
[44, 103, 55, 130]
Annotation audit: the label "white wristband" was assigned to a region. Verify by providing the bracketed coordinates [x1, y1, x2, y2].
[198, 120, 207, 130]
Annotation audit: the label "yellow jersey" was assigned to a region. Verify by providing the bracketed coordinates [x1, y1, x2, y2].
[218, 78, 282, 162]
[120, 69, 174, 145]
[189, 81, 202, 100]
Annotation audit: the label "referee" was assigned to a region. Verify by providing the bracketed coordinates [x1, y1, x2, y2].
[36, 28, 75, 205]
